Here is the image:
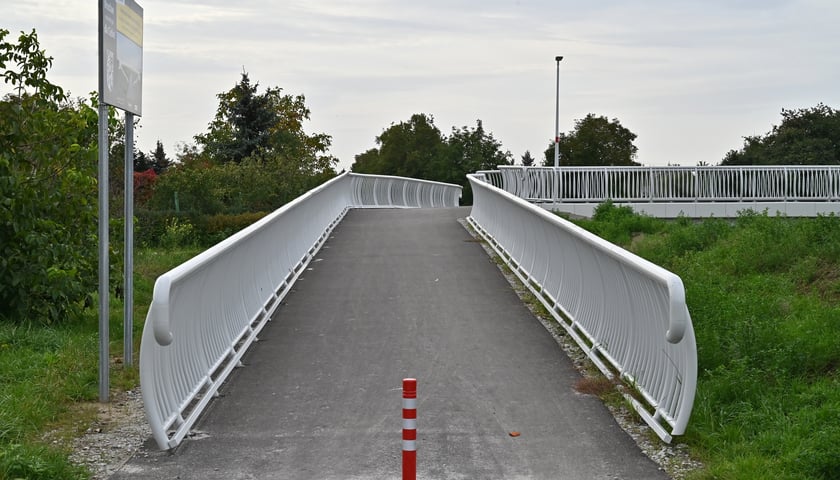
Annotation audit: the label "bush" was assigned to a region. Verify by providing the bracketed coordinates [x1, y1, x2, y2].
[572, 206, 840, 479]
[135, 210, 268, 248]
[160, 218, 196, 249]
[199, 211, 268, 245]
[0, 29, 102, 324]
[575, 200, 666, 245]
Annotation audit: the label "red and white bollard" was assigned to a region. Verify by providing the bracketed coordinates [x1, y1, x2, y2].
[402, 378, 417, 480]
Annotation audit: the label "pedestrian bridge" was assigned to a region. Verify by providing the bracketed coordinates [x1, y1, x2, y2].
[132, 171, 695, 478]
[481, 165, 840, 217]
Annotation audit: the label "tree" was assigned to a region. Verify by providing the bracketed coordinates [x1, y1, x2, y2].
[134, 150, 153, 172]
[521, 150, 535, 166]
[352, 113, 446, 179]
[446, 120, 512, 175]
[150, 139, 171, 174]
[443, 120, 512, 203]
[151, 73, 339, 218]
[721, 104, 840, 165]
[0, 29, 102, 323]
[351, 148, 383, 174]
[195, 72, 274, 163]
[543, 114, 639, 167]
[195, 72, 336, 171]
[351, 114, 512, 204]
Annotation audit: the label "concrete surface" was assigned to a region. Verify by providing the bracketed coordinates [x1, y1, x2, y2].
[111, 207, 668, 479]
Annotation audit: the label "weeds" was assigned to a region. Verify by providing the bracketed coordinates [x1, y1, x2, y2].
[0, 246, 202, 479]
[568, 203, 840, 479]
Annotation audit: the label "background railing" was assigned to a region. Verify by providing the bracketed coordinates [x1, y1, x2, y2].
[350, 174, 462, 207]
[140, 173, 462, 450]
[484, 165, 840, 203]
[467, 173, 697, 443]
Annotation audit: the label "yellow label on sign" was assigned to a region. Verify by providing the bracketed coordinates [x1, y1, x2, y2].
[116, 4, 143, 46]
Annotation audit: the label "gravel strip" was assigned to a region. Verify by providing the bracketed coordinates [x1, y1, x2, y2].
[69, 388, 150, 479]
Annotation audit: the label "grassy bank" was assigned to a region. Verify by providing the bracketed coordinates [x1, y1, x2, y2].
[0, 247, 201, 480]
[571, 203, 840, 480]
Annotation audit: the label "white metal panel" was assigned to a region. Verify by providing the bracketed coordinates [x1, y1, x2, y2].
[467, 174, 697, 442]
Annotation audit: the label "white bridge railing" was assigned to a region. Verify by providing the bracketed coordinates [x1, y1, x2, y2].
[478, 165, 840, 217]
[485, 165, 840, 202]
[140, 173, 461, 450]
[467, 173, 697, 443]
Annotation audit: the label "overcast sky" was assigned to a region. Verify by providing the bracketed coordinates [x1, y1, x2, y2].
[4, 1, 839, 171]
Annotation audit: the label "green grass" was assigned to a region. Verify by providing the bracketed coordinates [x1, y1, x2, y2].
[0, 246, 201, 479]
[570, 203, 840, 480]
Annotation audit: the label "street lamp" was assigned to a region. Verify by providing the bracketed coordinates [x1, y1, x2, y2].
[554, 55, 563, 168]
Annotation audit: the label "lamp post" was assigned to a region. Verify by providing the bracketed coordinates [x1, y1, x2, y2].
[554, 55, 563, 168]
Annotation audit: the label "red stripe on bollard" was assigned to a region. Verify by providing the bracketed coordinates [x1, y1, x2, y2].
[402, 378, 417, 480]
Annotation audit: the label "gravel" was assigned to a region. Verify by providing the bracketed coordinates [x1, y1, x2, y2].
[69, 388, 150, 480]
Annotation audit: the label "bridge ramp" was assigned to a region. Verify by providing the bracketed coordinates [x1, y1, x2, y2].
[113, 207, 666, 479]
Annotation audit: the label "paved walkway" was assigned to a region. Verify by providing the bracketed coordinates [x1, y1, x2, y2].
[112, 207, 667, 479]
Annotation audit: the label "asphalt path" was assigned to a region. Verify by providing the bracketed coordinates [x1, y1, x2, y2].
[112, 207, 668, 479]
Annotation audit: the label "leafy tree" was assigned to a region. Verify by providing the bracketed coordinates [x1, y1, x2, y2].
[445, 120, 512, 176]
[351, 115, 511, 204]
[443, 120, 512, 203]
[352, 148, 383, 174]
[0, 29, 101, 323]
[543, 114, 639, 167]
[722, 104, 840, 165]
[133, 168, 157, 205]
[356, 113, 447, 179]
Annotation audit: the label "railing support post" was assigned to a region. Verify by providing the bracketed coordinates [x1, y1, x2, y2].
[402, 378, 417, 480]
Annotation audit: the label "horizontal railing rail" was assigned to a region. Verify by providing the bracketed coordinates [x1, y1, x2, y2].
[493, 165, 840, 203]
[349, 173, 463, 208]
[467, 173, 697, 443]
[140, 173, 461, 450]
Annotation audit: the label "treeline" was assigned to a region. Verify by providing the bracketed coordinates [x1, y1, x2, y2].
[133, 71, 338, 247]
[0, 30, 338, 324]
[351, 114, 513, 204]
[721, 103, 840, 166]
[4, 26, 838, 325]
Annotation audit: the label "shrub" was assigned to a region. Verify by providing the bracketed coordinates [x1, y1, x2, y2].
[0, 29, 102, 324]
[199, 211, 268, 245]
[160, 218, 196, 249]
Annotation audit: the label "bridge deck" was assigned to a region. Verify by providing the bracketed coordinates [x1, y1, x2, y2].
[114, 208, 666, 479]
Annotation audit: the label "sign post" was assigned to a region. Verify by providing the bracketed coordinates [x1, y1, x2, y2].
[98, 0, 143, 402]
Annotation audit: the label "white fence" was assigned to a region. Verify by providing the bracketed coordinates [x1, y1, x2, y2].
[467, 173, 696, 443]
[139, 173, 461, 450]
[489, 165, 840, 201]
[478, 165, 840, 217]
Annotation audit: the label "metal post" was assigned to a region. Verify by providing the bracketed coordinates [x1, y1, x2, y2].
[124, 112, 134, 366]
[97, 0, 110, 403]
[97, 102, 110, 403]
[402, 378, 417, 480]
[554, 56, 563, 168]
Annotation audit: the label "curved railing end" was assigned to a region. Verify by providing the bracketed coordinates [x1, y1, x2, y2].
[665, 275, 689, 344]
[149, 274, 174, 346]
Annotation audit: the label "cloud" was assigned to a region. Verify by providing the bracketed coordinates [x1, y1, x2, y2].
[4, 0, 840, 169]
